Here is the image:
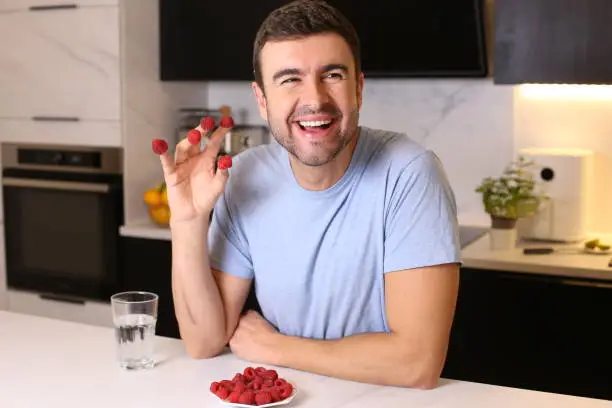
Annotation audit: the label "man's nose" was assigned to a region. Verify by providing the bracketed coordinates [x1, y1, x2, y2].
[300, 78, 329, 107]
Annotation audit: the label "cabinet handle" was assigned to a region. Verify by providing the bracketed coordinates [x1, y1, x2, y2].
[29, 4, 78, 11]
[560, 279, 612, 289]
[32, 116, 80, 122]
[39, 294, 85, 305]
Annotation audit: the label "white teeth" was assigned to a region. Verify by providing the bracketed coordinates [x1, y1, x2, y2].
[298, 119, 332, 127]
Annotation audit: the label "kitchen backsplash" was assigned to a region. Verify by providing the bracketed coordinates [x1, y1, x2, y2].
[202, 79, 515, 226]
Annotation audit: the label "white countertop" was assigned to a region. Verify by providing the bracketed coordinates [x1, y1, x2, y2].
[120, 219, 171, 240]
[119, 219, 612, 281]
[119, 213, 492, 242]
[462, 233, 612, 281]
[1, 311, 610, 408]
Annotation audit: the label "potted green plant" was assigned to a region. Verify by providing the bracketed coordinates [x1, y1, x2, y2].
[476, 156, 547, 249]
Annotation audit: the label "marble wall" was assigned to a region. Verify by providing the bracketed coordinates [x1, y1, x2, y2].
[201, 79, 515, 226]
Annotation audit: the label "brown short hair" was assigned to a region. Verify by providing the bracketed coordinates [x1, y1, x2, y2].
[252, 0, 361, 90]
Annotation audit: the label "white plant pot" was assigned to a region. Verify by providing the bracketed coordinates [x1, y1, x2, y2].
[489, 227, 518, 251]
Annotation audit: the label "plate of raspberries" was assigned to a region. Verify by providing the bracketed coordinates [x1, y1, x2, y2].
[210, 366, 297, 407]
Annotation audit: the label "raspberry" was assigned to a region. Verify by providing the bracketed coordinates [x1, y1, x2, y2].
[209, 381, 220, 393]
[220, 116, 235, 128]
[232, 373, 245, 384]
[217, 155, 232, 170]
[238, 390, 255, 405]
[268, 387, 281, 402]
[151, 139, 168, 155]
[243, 367, 256, 379]
[233, 381, 247, 393]
[255, 390, 273, 406]
[279, 383, 293, 399]
[262, 370, 278, 381]
[274, 378, 287, 387]
[255, 367, 267, 375]
[215, 387, 230, 400]
[227, 390, 241, 403]
[219, 380, 234, 391]
[200, 116, 215, 132]
[187, 129, 201, 144]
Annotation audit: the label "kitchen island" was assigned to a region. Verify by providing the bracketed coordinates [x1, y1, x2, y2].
[1, 311, 610, 408]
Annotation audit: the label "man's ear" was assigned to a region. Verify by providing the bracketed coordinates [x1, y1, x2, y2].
[252, 81, 268, 121]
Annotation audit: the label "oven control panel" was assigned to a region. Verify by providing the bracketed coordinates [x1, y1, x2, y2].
[17, 148, 102, 168]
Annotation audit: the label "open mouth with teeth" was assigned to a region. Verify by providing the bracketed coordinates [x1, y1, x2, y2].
[297, 119, 333, 131]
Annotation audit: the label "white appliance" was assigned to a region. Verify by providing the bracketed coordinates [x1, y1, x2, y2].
[518, 148, 594, 242]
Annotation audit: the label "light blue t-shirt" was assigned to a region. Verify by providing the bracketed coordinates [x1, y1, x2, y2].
[208, 126, 461, 340]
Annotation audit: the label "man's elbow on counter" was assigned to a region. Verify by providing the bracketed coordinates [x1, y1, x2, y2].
[181, 335, 226, 360]
[393, 355, 443, 390]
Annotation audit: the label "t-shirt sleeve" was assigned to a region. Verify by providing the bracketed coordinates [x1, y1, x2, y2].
[208, 187, 254, 280]
[383, 150, 462, 273]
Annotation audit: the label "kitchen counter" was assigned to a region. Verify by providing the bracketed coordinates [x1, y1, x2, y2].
[120, 220, 171, 240]
[462, 233, 612, 281]
[119, 220, 612, 281]
[1, 311, 609, 408]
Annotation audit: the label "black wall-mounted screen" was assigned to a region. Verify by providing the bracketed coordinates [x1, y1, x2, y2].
[160, 0, 488, 81]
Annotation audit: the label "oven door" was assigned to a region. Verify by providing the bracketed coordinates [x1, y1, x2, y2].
[3, 171, 123, 302]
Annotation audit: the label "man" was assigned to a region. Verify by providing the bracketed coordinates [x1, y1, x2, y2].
[154, 0, 461, 389]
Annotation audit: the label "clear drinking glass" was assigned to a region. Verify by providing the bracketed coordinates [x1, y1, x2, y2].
[111, 291, 159, 370]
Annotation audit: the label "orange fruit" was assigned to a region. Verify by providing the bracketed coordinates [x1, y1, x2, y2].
[149, 205, 170, 225]
[144, 189, 161, 206]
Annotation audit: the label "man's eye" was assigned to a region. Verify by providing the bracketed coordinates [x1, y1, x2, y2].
[325, 72, 344, 80]
[281, 77, 299, 85]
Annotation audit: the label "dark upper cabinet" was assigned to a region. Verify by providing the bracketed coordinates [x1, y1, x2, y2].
[494, 0, 612, 84]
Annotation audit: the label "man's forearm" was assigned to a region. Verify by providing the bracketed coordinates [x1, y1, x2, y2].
[171, 215, 226, 358]
[272, 332, 443, 389]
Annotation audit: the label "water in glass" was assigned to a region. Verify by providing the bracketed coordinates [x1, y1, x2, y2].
[111, 291, 158, 370]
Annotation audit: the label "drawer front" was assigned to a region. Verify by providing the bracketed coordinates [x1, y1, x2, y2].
[0, 118, 122, 147]
[0, 6, 120, 120]
[7, 289, 113, 328]
[0, 1, 118, 12]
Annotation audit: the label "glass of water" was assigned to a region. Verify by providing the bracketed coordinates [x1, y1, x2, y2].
[111, 291, 159, 370]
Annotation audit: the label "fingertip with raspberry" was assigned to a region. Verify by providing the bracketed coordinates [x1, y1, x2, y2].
[151, 139, 168, 155]
[217, 155, 233, 170]
[220, 116, 235, 129]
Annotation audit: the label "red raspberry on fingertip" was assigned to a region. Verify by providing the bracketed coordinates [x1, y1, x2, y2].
[151, 139, 168, 155]
[217, 155, 232, 170]
[200, 116, 215, 132]
[220, 116, 235, 128]
[187, 129, 201, 144]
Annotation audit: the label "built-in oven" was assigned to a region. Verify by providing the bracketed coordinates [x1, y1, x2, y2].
[2, 143, 124, 303]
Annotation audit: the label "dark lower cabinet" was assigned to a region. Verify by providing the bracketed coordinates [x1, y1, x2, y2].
[119, 236, 261, 340]
[443, 268, 612, 401]
[119, 237, 179, 339]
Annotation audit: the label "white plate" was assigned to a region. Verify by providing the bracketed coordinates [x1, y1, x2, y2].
[211, 384, 298, 407]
